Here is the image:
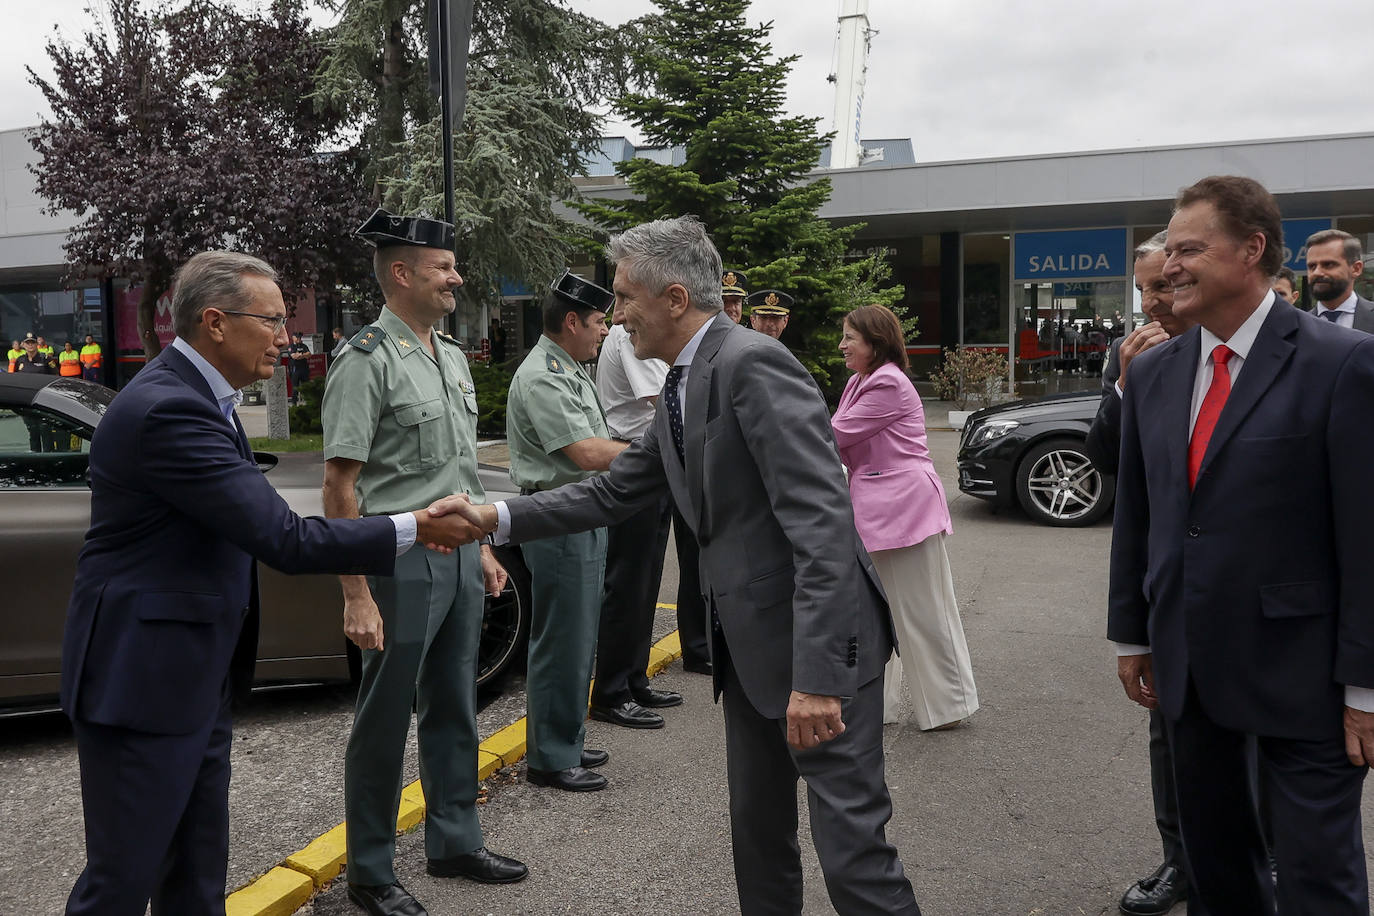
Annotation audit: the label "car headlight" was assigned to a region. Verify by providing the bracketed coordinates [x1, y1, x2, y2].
[965, 419, 1019, 448]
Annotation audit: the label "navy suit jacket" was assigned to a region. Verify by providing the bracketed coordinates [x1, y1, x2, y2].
[1107, 303, 1374, 740]
[60, 345, 396, 735]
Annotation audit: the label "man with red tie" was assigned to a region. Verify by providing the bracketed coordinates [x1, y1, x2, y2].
[1109, 175, 1374, 915]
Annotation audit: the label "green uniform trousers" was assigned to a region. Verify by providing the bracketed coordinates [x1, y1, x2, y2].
[522, 528, 607, 772]
[344, 542, 484, 886]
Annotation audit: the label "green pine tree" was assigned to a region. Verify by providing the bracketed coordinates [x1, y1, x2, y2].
[575, 0, 904, 399]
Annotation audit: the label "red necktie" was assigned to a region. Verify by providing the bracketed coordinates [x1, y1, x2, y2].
[1188, 345, 1234, 490]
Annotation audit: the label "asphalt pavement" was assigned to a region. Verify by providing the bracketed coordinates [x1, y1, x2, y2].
[5, 429, 1374, 915]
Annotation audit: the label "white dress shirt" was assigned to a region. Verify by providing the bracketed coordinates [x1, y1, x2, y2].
[171, 337, 416, 555]
[1111, 293, 1374, 711]
[1314, 290, 1357, 329]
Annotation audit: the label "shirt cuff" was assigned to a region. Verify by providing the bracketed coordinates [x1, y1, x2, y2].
[1114, 642, 1150, 656]
[389, 511, 417, 556]
[1114, 380, 1124, 398]
[1346, 686, 1374, 713]
[494, 501, 512, 545]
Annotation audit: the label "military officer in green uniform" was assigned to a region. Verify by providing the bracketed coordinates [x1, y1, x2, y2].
[322, 209, 526, 916]
[506, 270, 625, 792]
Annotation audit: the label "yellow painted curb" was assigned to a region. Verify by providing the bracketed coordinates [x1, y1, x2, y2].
[224, 866, 313, 916]
[477, 748, 503, 781]
[482, 718, 528, 767]
[228, 623, 686, 916]
[282, 823, 347, 887]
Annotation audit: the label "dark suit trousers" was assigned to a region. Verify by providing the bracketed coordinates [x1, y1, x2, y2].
[721, 656, 920, 916]
[1167, 680, 1368, 916]
[592, 495, 671, 706]
[671, 503, 711, 668]
[66, 691, 233, 916]
[1147, 709, 1189, 881]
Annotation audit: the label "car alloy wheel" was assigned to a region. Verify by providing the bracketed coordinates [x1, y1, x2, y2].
[1015, 437, 1113, 527]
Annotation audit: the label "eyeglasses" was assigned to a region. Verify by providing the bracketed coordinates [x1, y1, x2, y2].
[217, 310, 288, 334]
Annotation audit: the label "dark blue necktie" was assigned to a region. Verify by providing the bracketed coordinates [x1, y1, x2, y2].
[664, 365, 685, 459]
[1322, 309, 1342, 323]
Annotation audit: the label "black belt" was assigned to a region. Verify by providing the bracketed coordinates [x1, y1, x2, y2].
[519, 487, 543, 496]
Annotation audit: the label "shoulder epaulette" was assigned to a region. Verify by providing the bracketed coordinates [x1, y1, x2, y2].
[545, 351, 567, 374]
[348, 325, 385, 353]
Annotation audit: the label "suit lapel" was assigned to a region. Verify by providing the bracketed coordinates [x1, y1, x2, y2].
[1354, 297, 1374, 333]
[1195, 305, 1297, 486]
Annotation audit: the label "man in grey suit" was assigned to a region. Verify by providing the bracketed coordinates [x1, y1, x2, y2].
[1305, 229, 1374, 331]
[440, 216, 920, 916]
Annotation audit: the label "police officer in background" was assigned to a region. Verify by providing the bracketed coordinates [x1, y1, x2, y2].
[14, 333, 58, 452]
[13, 333, 56, 375]
[721, 269, 748, 323]
[505, 270, 624, 792]
[323, 209, 526, 916]
[747, 289, 794, 340]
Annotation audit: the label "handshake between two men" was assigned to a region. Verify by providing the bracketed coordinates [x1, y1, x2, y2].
[416, 494, 499, 549]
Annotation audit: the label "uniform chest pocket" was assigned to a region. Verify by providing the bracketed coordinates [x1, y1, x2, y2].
[394, 399, 447, 470]
[463, 393, 479, 416]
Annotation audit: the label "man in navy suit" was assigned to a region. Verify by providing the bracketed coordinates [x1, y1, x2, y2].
[1109, 176, 1374, 914]
[60, 251, 484, 916]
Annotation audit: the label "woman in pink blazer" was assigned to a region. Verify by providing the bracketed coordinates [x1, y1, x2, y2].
[832, 305, 978, 729]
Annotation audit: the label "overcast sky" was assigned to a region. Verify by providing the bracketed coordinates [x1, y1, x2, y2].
[5, 0, 1374, 162]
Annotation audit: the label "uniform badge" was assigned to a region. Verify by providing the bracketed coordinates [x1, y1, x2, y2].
[458, 380, 475, 395]
[765, 292, 780, 307]
[398, 338, 411, 348]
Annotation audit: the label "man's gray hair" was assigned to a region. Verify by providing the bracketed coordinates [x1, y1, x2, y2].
[172, 251, 279, 340]
[1134, 230, 1168, 261]
[1305, 228, 1363, 265]
[606, 216, 723, 313]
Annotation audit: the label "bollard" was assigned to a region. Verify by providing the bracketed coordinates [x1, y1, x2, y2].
[267, 365, 290, 440]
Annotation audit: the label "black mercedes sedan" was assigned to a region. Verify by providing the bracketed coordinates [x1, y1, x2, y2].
[955, 391, 1114, 527]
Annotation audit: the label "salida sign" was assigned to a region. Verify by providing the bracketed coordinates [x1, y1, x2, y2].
[1014, 228, 1127, 281]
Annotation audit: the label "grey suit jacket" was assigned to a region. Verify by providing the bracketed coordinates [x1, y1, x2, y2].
[506, 313, 894, 718]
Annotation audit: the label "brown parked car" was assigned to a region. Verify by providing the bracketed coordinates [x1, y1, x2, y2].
[0, 373, 531, 717]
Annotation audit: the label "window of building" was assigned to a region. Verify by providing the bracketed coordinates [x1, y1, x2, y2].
[962, 234, 1009, 346]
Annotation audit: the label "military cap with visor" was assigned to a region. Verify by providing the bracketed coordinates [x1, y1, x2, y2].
[747, 289, 793, 316]
[721, 269, 749, 297]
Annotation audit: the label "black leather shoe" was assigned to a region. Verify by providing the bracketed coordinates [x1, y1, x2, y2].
[427, 846, 528, 884]
[631, 686, 683, 708]
[682, 658, 713, 675]
[526, 765, 608, 792]
[581, 748, 609, 768]
[1119, 863, 1187, 915]
[347, 881, 429, 916]
[589, 700, 664, 728]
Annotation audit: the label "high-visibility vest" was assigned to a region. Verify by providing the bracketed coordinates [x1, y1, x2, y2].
[59, 350, 82, 376]
[38, 345, 54, 358]
[80, 343, 102, 368]
[6, 348, 19, 372]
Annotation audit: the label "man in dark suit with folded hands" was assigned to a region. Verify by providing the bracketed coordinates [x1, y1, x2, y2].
[59, 251, 483, 916]
[437, 216, 919, 916]
[1109, 176, 1374, 914]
